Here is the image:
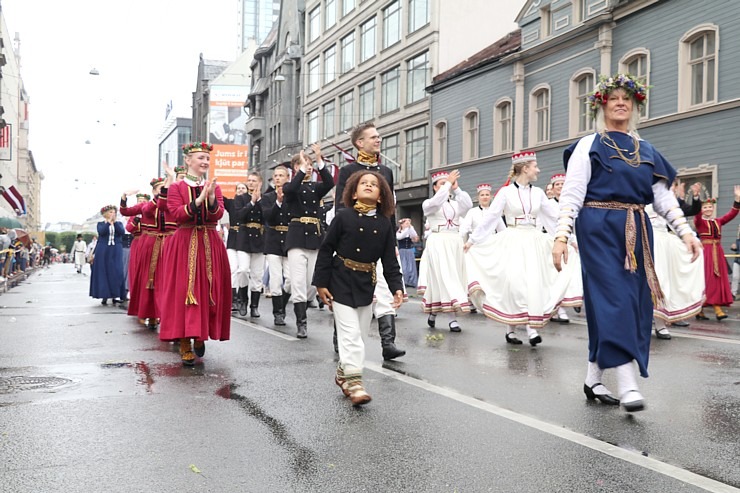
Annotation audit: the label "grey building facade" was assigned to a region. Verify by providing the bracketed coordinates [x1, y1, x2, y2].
[157, 117, 193, 177]
[192, 56, 231, 142]
[428, 0, 740, 250]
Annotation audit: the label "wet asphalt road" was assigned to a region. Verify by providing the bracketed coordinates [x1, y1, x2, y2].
[0, 264, 738, 493]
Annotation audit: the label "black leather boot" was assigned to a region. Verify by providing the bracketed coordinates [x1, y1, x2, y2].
[272, 296, 286, 326]
[332, 322, 339, 354]
[231, 288, 238, 312]
[238, 287, 248, 317]
[249, 291, 261, 318]
[282, 291, 291, 316]
[378, 315, 405, 360]
[294, 302, 307, 338]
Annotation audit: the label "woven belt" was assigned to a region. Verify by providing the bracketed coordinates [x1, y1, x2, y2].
[338, 255, 376, 285]
[271, 225, 289, 232]
[701, 239, 721, 276]
[291, 216, 321, 235]
[230, 226, 240, 231]
[243, 222, 264, 233]
[142, 231, 173, 289]
[180, 224, 217, 306]
[584, 200, 664, 306]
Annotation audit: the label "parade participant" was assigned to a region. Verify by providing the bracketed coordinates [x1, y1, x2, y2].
[464, 154, 578, 346]
[223, 182, 248, 313]
[397, 218, 419, 288]
[647, 204, 704, 339]
[418, 169, 473, 331]
[694, 190, 740, 321]
[548, 173, 581, 324]
[85, 236, 97, 271]
[459, 184, 505, 243]
[122, 193, 148, 305]
[283, 146, 335, 338]
[120, 178, 174, 330]
[234, 172, 266, 318]
[158, 142, 231, 366]
[334, 123, 406, 359]
[262, 164, 292, 326]
[314, 172, 403, 406]
[72, 234, 87, 274]
[552, 74, 701, 412]
[174, 165, 187, 182]
[89, 205, 126, 305]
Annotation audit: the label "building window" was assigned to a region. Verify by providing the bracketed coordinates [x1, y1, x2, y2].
[381, 134, 400, 184]
[434, 121, 447, 167]
[324, 46, 336, 84]
[341, 32, 355, 74]
[308, 57, 320, 93]
[325, 0, 336, 29]
[679, 25, 718, 110]
[463, 110, 479, 161]
[339, 90, 354, 130]
[529, 85, 550, 145]
[359, 79, 375, 122]
[540, 5, 551, 38]
[495, 99, 513, 155]
[619, 49, 650, 119]
[360, 17, 376, 63]
[408, 0, 429, 33]
[405, 125, 428, 182]
[307, 109, 319, 144]
[570, 70, 595, 136]
[383, 1, 402, 49]
[407, 51, 429, 104]
[381, 66, 400, 113]
[676, 164, 717, 202]
[323, 101, 336, 138]
[343, 0, 356, 16]
[308, 6, 321, 43]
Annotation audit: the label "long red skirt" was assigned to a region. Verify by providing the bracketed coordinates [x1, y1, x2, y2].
[126, 237, 142, 316]
[127, 234, 169, 319]
[702, 242, 733, 306]
[158, 228, 231, 342]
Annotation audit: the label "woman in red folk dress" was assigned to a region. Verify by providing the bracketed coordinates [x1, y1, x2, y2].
[120, 178, 175, 330]
[695, 186, 740, 321]
[124, 194, 147, 323]
[159, 142, 231, 366]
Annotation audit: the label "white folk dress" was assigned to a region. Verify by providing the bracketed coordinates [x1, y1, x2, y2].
[418, 182, 473, 313]
[647, 205, 705, 322]
[465, 182, 581, 328]
[549, 197, 583, 306]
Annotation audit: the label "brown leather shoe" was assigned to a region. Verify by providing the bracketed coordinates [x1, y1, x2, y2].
[347, 380, 372, 406]
[179, 339, 195, 366]
[335, 369, 350, 397]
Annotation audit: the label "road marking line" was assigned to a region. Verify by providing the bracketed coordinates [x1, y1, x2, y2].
[231, 317, 298, 341]
[566, 319, 740, 345]
[365, 361, 739, 493]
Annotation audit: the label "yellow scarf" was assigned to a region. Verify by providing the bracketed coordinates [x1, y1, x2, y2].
[353, 201, 377, 214]
[357, 151, 378, 164]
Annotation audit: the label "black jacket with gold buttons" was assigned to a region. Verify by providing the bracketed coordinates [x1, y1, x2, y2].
[261, 190, 289, 256]
[283, 166, 335, 251]
[234, 193, 265, 253]
[312, 208, 403, 308]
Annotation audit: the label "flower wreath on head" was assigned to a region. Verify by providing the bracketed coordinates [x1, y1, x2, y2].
[705, 197, 718, 205]
[136, 193, 151, 201]
[587, 74, 649, 117]
[150, 177, 165, 188]
[100, 205, 117, 214]
[182, 142, 214, 155]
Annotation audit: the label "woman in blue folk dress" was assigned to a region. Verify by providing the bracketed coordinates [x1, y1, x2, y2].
[552, 74, 702, 413]
[90, 205, 127, 305]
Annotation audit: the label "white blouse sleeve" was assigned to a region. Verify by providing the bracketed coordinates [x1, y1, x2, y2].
[537, 189, 559, 235]
[422, 182, 452, 216]
[453, 188, 473, 217]
[556, 134, 595, 238]
[469, 189, 507, 245]
[652, 180, 694, 238]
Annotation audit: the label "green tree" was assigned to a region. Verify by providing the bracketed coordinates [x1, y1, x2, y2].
[45, 232, 59, 247]
[59, 232, 77, 253]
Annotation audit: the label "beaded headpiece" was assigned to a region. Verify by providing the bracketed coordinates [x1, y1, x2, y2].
[150, 177, 165, 188]
[136, 193, 151, 200]
[477, 183, 492, 192]
[511, 151, 536, 165]
[174, 165, 186, 175]
[100, 205, 117, 214]
[587, 73, 648, 117]
[431, 171, 450, 184]
[550, 173, 566, 184]
[182, 142, 214, 155]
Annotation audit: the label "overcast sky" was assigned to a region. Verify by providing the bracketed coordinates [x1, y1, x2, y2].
[2, 0, 238, 225]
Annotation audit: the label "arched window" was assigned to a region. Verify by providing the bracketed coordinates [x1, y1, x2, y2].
[529, 84, 550, 145]
[463, 110, 479, 161]
[434, 120, 447, 167]
[569, 69, 596, 136]
[619, 49, 650, 119]
[494, 98, 513, 155]
[679, 24, 719, 110]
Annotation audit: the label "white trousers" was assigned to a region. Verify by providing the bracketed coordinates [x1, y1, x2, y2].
[732, 263, 740, 295]
[236, 251, 265, 291]
[287, 248, 318, 303]
[334, 301, 372, 376]
[227, 248, 239, 288]
[266, 254, 291, 296]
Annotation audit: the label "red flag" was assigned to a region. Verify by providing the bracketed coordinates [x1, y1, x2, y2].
[0, 186, 23, 215]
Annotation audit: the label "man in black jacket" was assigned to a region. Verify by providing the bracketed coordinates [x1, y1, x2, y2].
[234, 173, 266, 318]
[262, 164, 292, 326]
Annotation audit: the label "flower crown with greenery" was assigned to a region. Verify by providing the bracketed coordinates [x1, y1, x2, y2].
[182, 142, 214, 155]
[100, 205, 117, 214]
[705, 197, 717, 205]
[587, 74, 649, 117]
[136, 193, 151, 200]
[150, 177, 165, 188]
[174, 165, 187, 174]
